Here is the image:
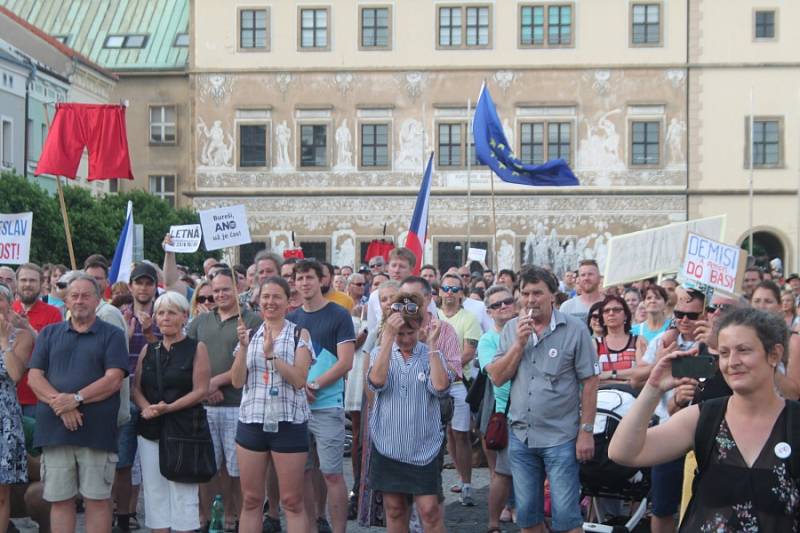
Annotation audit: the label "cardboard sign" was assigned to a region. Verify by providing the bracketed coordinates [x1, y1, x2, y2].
[603, 215, 726, 287]
[679, 232, 746, 295]
[198, 205, 252, 252]
[467, 247, 487, 263]
[164, 224, 202, 253]
[0, 212, 33, 265]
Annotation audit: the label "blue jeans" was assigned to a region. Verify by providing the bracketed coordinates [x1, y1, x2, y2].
[508, 431, 583, 530]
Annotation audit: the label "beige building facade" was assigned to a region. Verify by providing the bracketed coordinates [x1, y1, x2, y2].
[187, 0, 798, 272]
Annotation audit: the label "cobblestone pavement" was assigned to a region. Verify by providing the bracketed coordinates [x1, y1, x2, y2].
[12, 458, 521, 533]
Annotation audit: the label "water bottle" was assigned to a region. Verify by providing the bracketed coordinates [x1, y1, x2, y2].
[263, 388, 279, 433]
[209, 494, 224, 533]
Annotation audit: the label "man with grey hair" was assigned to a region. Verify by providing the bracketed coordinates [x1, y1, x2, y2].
[28, 273, 129, 533]
[0, 265, 17, 294]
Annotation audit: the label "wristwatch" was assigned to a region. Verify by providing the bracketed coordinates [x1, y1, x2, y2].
[581, 423, 594, 434]
[73, 392, 84, 406]
[308, 380, 320, 391]
[611, 370, 618, 380]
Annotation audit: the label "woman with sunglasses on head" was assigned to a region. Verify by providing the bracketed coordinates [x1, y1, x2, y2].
[476, 285, 516, 533]
[751, 280, 800, 400]
[368, 291, 452, 533]
[610, 308, 800, 532]
[596, 295, 639, 385]
[231, 276, 314, 533]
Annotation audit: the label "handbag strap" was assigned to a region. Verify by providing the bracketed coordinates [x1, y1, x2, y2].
[153, 342, 164, 401]
[503, 392, 511, 416]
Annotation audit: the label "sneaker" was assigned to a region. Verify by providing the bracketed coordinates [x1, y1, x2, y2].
[317, 517, 333, 533]
[460, 485, 475, 507]
[262, 516, 281, 533]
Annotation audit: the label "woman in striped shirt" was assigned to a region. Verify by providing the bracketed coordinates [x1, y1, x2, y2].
[232, 276, 313, 533]
[368, 291, 452, 533]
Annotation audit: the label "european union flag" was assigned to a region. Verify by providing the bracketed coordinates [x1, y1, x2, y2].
[473, 84, 579, 186]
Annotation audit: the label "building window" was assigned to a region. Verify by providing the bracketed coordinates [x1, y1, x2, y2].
[300, 124, 328, 167]
[439, 6, 491, 48]
[240, 9, 268, 49]
[1, 119, 12, 169]
[103, 34, 148, 49]
[149, 106, 177, 144]
[239, 124, 268, 167]
[108, 180, 119, 193]
[754, 10, 775, 39]
[360, 7, 390, 49]
[747, 118, 782, 167]
[360, 123, 389, 168]
[300, 8, 329, 50]
[173, 33, 189, 47]
[438, 123, 463, 167]
[520, 122, 572, 165]
[149, 175, 176, 207]
[520, 4, 572, 47]
[631, 121, 660, 166]
[631, 4, 661, 45]
[299, 241, 328, 261]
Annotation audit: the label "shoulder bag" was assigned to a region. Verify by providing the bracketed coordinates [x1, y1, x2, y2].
[484, 394, 511, 450]
[155, 343, 218, 483]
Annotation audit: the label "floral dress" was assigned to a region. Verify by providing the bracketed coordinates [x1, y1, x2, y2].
[0, 329, 28, 484]
[680, 405, 800, 532]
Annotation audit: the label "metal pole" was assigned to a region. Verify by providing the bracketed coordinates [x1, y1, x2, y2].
[796, 88, 800, 272]
[748, 88, 754, 256]
[466, 98, 472, 265]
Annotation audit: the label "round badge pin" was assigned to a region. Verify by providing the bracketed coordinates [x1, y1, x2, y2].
[418, 372, 426, 382]
[775, 442, 792, 460]
[548, 348, 558, 358]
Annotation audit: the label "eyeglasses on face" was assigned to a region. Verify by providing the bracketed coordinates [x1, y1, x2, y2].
[196, 295, 214, 304]
[441, 286, 461, 293]
[673, 310, 701, 320]
[590, 314, 601, 320]
[351, 282, 365, 287]
[390, 301, 419, 314]
[488, 297, 515, 310]
[706, 304, 731, 314]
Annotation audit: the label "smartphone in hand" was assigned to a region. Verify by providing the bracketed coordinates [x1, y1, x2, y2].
[672, 353, 716, 379]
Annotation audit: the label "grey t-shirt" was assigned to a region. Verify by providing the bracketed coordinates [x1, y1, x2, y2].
[558, 296, 592, 323]
[495, 309, 599, 448]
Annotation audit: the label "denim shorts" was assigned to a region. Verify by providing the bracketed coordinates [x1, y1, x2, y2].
[235, 421, 309, 454]
[507, 431, 583, 531]
[650, 456, 685, 517]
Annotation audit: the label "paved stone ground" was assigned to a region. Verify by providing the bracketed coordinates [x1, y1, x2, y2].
[12, 458, 522, 533]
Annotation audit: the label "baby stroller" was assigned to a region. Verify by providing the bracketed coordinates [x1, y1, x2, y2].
[580, 385, 657, 532]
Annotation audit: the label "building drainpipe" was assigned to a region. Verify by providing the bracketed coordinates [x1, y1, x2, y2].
[22, 57, 37, 179]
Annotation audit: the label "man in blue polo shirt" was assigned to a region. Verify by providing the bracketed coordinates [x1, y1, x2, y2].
[28, 272, 129, 533]
[288, 260, 355, 533]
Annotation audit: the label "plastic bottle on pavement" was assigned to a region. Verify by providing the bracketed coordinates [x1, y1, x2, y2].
[209, 494, 224, 533]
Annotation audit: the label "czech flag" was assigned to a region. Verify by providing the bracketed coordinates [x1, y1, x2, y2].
[109, 201, 134, 284]
[404, 153, 434, 275]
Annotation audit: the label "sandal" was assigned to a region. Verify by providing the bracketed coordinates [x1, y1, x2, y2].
[499, 507, 513, 523]
[129, 514, 141, 530]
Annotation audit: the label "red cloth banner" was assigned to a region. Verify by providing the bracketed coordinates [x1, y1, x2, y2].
[35, 103, 134, 181]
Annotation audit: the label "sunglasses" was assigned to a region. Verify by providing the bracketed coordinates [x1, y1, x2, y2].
[351, 282, 365, 287]
[488, 297, 515, 310]
[369, 263, 384, 268]
[706, 304, 732, 314]
[197, 295, 215, 304]
[590, 314, 601, 320]
[441, 286, 462, 293]
[390, 301, 419, 314]
[673, 310, 701, 320]
[56, 281, 68, 290]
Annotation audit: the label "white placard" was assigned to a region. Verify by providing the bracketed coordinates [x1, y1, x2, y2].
[198, 205, 252, 252]
[679, 232, 746, 295]
[0, 212, 33, 265]
[468, 247, 487, 263]
[164, 224, 202, 253]
[603, 215, 726, 287]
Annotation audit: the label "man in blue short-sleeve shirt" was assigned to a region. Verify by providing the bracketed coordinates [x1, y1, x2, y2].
[28, 273, 129, 533]
[288, 260, 355, 533]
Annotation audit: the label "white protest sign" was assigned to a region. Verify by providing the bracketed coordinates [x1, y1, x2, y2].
[165, 224, 202, 253]
[0, 212, 33, 265]
[603, 215, 726, 287]
[198, 205, 252, 251]
[679, 232, 746, 295]
[468, 247, 487, 263]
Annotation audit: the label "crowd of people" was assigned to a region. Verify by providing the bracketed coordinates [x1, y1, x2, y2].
[1, 240, 799, 533]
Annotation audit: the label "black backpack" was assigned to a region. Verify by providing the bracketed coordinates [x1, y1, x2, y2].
[693, 396, 800, 490]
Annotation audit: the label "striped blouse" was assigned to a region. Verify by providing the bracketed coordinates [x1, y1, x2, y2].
[368, 341, 452, 466]
[238, 320, 314, 425]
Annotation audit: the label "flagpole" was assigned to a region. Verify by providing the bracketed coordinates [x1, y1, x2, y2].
[748, 88, 754, 256]
[43, 104, 77, 270]
[466, 97, 472, 265]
